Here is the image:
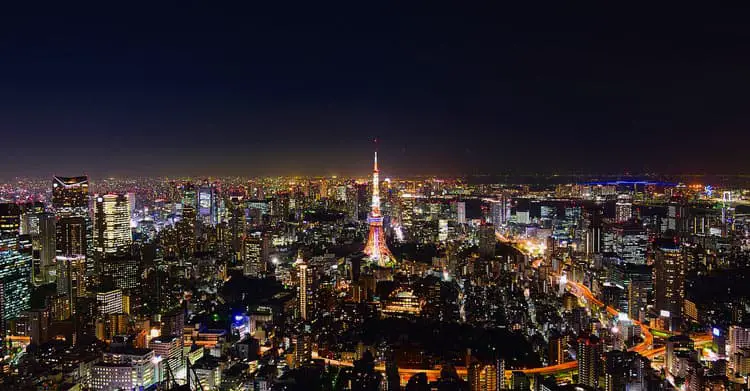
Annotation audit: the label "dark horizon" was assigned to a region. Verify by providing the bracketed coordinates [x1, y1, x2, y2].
[2, 3, 750, 178]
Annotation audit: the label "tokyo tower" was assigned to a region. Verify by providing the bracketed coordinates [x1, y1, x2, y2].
[363, 151, 396, 267]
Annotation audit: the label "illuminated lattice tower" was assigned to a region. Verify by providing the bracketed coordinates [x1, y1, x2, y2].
[363, 152, 396, 267]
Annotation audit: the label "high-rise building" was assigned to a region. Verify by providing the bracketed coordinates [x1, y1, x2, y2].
[577, 335, 602, 388]
[624, 265, 652, 321]
[478, 223, 496, 259]
[243, 232, 268, 277]
[612, 223, 648, 264]
[296, 252, 310, 321]
[99, 256, 140, 292]
[0, 231, 31, 327]
[97, 289, 124, 315]
[56, 216, 87, 256]
[198, 180, 216, 226]
[294, 333, 312, 368]
[654, 241, 686, 326]
[93, 194, 132, 257]
[615, 194, 633, 223]
[456, 201, 466, 225]
[56, 255, 86, 314]
[363, 152, 396, 267]
[33, 213, 56, 285]
[0, 203, 21, 238]
[52, 176, 89, 218]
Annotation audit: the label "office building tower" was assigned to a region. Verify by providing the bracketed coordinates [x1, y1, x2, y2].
[198, 180, 216, 226]
[57, 216, 87, 256]
[654, 241, 686, 326]
[363, 151, 396, 267]
[0, 203, 21, 238]
[615, 194, 633, 223]
[177, 206, 196, 256]
[624, 265, 652, 321]
[489, 199, 504, 228]
[33, 213, 56, 285]
[612, 223, 648, 264]
[478, 223, 496, 259]
[56, 255, 86, 314]
[99, 256, 140, 292]
[296, 252, 310, 320]
[53, 176, 89, 217]
[19, 202, 44, 235]
[577, 335, 602, 388]
[584, 206, 603, 257]
[243, 232, 268, 277]
[126, 192, 136, 215]
[93, 194, 132, 257]
[0, 233, 31, 326]
[97, 289, 123, 315]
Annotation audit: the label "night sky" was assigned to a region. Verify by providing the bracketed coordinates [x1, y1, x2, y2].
[2, 3, 750, 178]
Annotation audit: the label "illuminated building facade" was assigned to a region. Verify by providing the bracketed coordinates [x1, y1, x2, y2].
[363, 152, 396, 267]
[91, 349, 156, 390]
[96, 289, 123, 315]
[52, 176, 89, 217]
[654, 242, 686, 326]
[296, 252, 309, 320]
[381, 289, 423, 318]
[56, 255, 86, 314]
[198, 180, 217, 226]
[578, 334, 602, 388]
[93, 194, 132, 257]
[53, 176, 92, 285]
[0, 234, 31, 324]
[467, 357, 503, 391]
[243, 232, 268, 277]
[615, 194, 633, 222]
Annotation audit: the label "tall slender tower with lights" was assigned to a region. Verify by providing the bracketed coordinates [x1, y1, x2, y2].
[364, 151, 396, 267]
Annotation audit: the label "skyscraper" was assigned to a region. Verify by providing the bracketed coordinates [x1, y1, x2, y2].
[0, 206, 31, 328]
[243, 232, 268, 277]
[577, 334, 602, 388]
[198, 180, 216, 226]
[363, 152, 396, 267]
[53, 176, 91, 284]
[654, 241, 686, 327]
[615, 194, 633, 223]
[296, 251, 310, 321]
[93, 193, 132, 257]
[33, 213, 56, 285]
[52, 176, 89, 218]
